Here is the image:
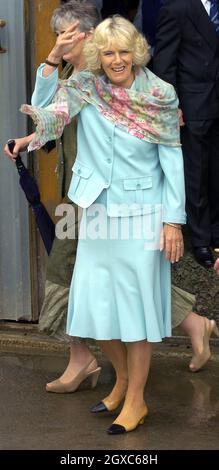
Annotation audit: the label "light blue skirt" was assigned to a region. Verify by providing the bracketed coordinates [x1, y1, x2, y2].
[67, 191, 171, 342]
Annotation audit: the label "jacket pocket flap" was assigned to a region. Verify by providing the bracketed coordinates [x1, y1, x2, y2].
[123, 176, 152, 190]
[72, 161, 93, 179]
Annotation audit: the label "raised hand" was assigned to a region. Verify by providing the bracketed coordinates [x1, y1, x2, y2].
[47, 21, 86, 65]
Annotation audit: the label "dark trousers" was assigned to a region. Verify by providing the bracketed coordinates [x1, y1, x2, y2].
[180, 119, 219, 247]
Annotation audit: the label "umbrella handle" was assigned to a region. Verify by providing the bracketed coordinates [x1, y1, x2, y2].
[7, 139, 16, 154]
[8, 138, 55, 254]
[7, 139, 23, 171]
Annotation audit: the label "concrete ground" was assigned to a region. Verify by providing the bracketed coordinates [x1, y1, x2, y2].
[0, 324, 219, 451]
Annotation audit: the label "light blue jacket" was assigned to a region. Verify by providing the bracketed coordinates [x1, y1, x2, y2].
[32, 65, 186, 222]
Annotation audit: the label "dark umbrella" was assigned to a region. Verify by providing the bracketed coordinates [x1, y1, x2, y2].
[8, 140, 55, 255]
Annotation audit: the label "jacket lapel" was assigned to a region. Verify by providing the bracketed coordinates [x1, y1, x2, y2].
[187, 0, 219, 53]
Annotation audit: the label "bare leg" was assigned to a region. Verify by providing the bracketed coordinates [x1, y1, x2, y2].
[180, 312, 219, 371]
[180, 312, 207, 357]
[56, 342, 96, 382]
[96, 340, 128, 409]
[110, 340, 152, 432]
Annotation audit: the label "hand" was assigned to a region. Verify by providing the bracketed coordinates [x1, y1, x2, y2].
[48, 21, 86, 63]
[178, 108, 185, 127]
[160, 223, 184, 263]
[3, 133, 35, 162]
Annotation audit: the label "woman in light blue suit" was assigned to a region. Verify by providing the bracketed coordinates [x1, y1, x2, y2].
[10, 16, 186, 434]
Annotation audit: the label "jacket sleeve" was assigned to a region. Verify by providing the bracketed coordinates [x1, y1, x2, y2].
[31, 64, 59, 107]
[153, 2, 182, 88]
[158, 144, 186, 224]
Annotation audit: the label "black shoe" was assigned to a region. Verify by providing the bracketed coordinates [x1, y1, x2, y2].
[212, 240, 219, 250]
[90, 397, 124, 413]
[193, 246, 214, 268]
[90, 401, 109, 413]
[107, 413, 147, 435]
[107, 424, 126, 435]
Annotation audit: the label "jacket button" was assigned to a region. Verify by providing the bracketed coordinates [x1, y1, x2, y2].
[107, 158, 111, 164]
[78, 169, 81, 174]
[136, 183, 141, 189]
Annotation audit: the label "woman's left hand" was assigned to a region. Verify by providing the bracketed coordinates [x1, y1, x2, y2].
[160, 223, 184, 263]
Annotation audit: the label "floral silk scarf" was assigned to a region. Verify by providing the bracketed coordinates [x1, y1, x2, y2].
[21, 66, 181, 152]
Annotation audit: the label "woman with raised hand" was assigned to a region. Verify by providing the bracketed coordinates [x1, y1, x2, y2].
[5, 16, 186, 434]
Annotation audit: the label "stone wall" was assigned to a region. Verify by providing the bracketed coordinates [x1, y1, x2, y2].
[172, 229, 219, 320]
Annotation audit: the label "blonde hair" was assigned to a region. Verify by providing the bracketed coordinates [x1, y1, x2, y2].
[84, 15, 150, 73]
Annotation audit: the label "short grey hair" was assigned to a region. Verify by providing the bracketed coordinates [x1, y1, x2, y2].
[50, 1, 101, 33]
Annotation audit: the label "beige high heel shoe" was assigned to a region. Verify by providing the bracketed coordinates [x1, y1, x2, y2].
[46, 359, 101, 393]
[107, 404, 148, 434]
[189, 319, 219, 372]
